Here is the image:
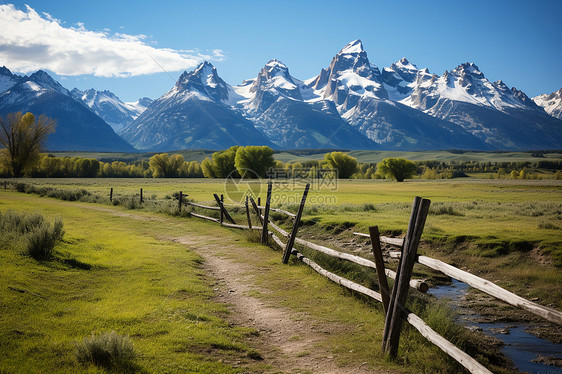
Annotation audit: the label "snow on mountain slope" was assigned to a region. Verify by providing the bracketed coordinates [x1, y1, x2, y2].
[71, 88, 151, 132]
[533, 88, 562, 119]
[0, 70, 135, 151]
[381, 58, 433, 102]
[121, 62, 273, 151]
[233, 59, 311, 113]
[302, 40, 489, 150]
[125, 97, 153, 117]
[404, 63, 530, 113]
[309, 39, 387, 114]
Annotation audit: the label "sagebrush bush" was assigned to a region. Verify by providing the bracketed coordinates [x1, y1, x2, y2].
[75, 331, 136, 369]
[0, 210, 64, 259]
[25, 217, 64, 259]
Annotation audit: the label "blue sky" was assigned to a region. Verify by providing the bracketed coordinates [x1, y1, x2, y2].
[1, 0, 561, 102]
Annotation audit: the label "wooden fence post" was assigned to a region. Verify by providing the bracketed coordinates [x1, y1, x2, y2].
[221, 194, 224, 202]
[282, 183, 310, 264]
[178, 191, 183, 212]
[140, 188, 143, 203]
[249, 197, 263, 225]
[110, 187, 113, 202]
[369, 226, 390, 315]
[383, 197, 431, 357]
[245, 196, 252, 229]
[261, 182, 272, 245]
[214, 193, 235, 224]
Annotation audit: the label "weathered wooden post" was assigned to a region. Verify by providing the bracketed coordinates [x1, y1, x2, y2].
[140, 188, 143, 203]
[282, 183, 310, 264]
[110, 187, 113, 202]
[258, 197, 262, 215]
[261, 182, 272, 245]
[369, 226, 390, 315]
[249, 197, 263, 225]
[178, 191, 183, 212]
[383, 197, 431, 357]
[220, 194, 224, 202]
[245, 196, 252, 229]
[214, 193, 235, 224]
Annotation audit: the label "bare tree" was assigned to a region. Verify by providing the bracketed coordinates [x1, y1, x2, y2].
[0, 112, 56, 177]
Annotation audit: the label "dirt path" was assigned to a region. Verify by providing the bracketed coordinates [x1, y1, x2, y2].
[171, 235, 379, 374]
[79, 204, 387, 373]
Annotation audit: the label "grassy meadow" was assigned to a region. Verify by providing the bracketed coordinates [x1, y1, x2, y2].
[6, 177, 561, 306]
[0, 189, 515, 373]
[1, 174, 560, 373]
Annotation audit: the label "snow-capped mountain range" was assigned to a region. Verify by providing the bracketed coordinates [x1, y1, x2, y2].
[0, 67, 135, 151]
[1, 39, 561, 152]
[124, 39, 561, 151]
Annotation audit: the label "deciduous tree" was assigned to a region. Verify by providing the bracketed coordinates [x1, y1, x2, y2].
[323, 151, 358, 179]
[376, 157, 417, 182]
[0, 112, 55, 177]
[234, 146, 275, 178]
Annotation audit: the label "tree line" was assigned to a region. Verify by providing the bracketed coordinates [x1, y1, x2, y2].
[1, 112, 560, 181]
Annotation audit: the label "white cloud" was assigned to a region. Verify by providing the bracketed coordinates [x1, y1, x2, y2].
[0, 4, 223, 77]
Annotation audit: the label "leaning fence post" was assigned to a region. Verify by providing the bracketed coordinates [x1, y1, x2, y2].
[245, 196, 252, 229]
[383, 197, 431, 357]
[178, 191, 183, 212]
[369, 226, 390, 315]
[110, 187, 113, 202]
[249, 197, 263, 225]
[140, 188, 143, 203]
[282, 183, 310, 264]
[214, 193, 235, 224]
[261, 182, 272, 245]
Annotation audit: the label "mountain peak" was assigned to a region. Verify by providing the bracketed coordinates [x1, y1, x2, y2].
[173, 62, 229, 103]
[27, 70, 69, 95]
[266, 59, 287, 68]
[0, 66, 14, 76]
[340, 39, 364, 54]
[454, 62, 483, 76]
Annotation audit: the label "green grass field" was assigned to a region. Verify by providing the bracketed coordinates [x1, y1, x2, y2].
[6, 177, 561, 307]
[2, 190, 513, 373]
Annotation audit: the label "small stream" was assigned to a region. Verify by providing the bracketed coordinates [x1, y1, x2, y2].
[429, 279, 562, 373]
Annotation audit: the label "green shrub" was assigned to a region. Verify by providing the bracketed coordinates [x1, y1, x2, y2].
[26, 217, 64, 259]
[75, 331, 136, 369]
[0, 210, 64, 259]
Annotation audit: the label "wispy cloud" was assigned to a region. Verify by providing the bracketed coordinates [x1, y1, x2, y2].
[0, 4, 223, 77]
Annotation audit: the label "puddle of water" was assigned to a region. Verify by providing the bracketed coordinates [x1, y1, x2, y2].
[429, 279, 562, 373]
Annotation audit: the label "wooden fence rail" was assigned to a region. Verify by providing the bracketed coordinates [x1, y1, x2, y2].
[292, 237, 428, 292]
[353, 232, 562, 327]
[269, 230, 492, 374]
[187, 202, 221, 211]
[187, 190, 552, 373]
[389, 252, 562, 327]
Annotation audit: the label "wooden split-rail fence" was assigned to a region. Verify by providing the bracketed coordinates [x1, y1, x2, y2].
[173, 183, 561, 374]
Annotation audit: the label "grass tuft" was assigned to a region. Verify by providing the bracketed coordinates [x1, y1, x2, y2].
[75, 331, 136, 370]
[0, 210, 64, 259]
